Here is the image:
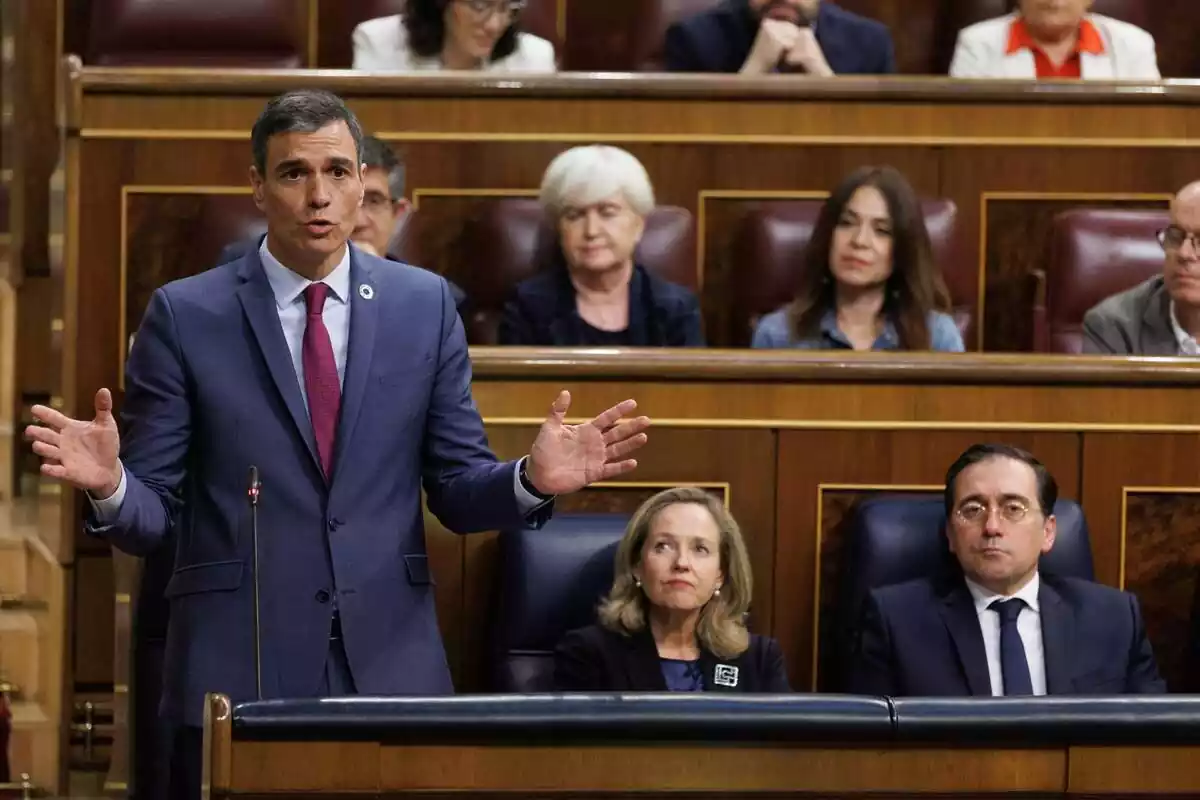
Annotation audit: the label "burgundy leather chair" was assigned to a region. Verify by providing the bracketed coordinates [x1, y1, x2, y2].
[1034, 208, 1168, 353]
[83, 0, 306, 66]
[564, 0, 721, 71]
[448, 197, 697, 344]
[319, 0, 562, 67]
[726, 199, 974, 348]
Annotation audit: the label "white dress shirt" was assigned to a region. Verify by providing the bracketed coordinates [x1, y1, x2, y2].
[964, 572, 1047, 697]
[91, 240, 546, 518]
[1169, 300, 1200, 356]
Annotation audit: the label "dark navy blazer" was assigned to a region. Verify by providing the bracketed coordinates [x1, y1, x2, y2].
[664, 0, 896, 75]
[498, 263, 705, 346]
[86, 247, 552, 726]
[849, 574, 1167, 696]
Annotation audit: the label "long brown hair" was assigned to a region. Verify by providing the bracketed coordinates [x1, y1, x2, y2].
[787, 166, 951, 349]
[597, 487, 753, 659]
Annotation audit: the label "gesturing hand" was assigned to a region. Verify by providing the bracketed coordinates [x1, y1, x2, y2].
[525, 391, 650, 496]
[25, 388, 123, 497]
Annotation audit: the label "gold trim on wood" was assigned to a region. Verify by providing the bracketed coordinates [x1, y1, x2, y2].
[1117, 485, 1200, 590]
[306, 0, 319, 68]
[811, 483, 942, 689]
[587, 480, 731, 509]
[480, 417, 1200, 433]
[119, 185, 255, 389]
[977, 191, 1173, 351]
[697, 189, 830, 292]
[115, 593, 130, 604]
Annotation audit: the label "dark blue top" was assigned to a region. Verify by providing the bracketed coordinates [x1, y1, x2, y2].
[660, 658, 706, 692]
[663, 0, 896, 75]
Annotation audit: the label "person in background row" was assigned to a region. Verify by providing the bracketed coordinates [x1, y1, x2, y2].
[950, 0, 1159, 80]
[664, 0, 895, 76]
[752, 166, 964, 352]
[1083, 181, 1200, 355]
[849, 444, 1165, 697]
[499, 146, 705, 347]
[554, 487, 789, 693]
[353, 0, 556, 73]
[218, 135, 468, 314]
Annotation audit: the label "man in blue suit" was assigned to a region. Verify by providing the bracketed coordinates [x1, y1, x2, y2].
[664, 0, 895, 76]
[849, 444, 1165, 697]
[26, 89, 650, 798]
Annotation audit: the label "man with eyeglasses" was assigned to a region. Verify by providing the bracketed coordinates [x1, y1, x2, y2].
[1083, 181, 1200, 355]
[849, 443, 1164, 697]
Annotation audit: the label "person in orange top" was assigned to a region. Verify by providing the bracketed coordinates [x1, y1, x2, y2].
[949, 0, 1158, 80]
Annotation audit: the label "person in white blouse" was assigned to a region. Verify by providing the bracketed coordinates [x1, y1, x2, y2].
[353, 0, 556, 73]
[850, 443, 1165, 697]
[949, 0, 1159, 80]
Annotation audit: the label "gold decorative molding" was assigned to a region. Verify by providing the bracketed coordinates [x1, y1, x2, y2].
[1118, 485, 1200, 590]
[587, 480, 731, 508]
[811, 482, 942, 689]
[480, 416, 1200, 433]
[410, 187, 539, 211]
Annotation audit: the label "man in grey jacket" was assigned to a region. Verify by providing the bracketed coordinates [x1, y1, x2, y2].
[1083, 181, 1200, 355]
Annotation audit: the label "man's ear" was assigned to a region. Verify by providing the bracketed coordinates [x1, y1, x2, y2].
[1040, 514, 1058, 555]
[250, 166, 266, 210]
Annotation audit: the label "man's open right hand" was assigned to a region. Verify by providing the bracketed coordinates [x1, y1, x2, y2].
[25, 388, 123, 497]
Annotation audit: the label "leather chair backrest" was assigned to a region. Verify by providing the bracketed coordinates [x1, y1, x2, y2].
[84, 0, 306, 66]
[827, 494, 1093, 691]
[727, 198, 973, 348]
[564, 0, 722, 71]
[452, 197, 697, 344]
[319, 0, 561, 67]
[1045, 208, 1167, 353]
[493, 514, 629, 691]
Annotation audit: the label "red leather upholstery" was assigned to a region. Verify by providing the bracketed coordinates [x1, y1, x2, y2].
[564, 0, 721, 71]
[727, 198, 974, 348]
[446, 197, 696, 344]
[1037, 208, 1167, 353]
[321, 0, 561, 67]
[84, 0, 306, 67]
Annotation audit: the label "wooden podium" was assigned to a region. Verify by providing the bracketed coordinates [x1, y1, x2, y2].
[201, 692, 1200, 798]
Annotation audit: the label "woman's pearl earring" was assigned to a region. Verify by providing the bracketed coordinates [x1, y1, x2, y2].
[635, 578, 642, 588]
[714, 586, 722, 597]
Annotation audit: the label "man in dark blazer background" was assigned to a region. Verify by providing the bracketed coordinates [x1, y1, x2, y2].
[850, 444, 1165, 697]
[26, 89, 650, 799]
[664, 0, 896, 76]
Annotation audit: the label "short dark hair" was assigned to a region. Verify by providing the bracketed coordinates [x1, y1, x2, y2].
[360, 135, 406, 200]
[944, 444, 1058, 517]
[403, 0, 520, 62]
[251, 89, 364, 175]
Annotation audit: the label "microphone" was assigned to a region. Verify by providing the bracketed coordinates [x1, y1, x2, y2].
[248, 465, 263, 700]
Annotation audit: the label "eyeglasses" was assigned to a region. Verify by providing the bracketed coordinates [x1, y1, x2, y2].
[456, 0, 526, 20]
[954, 499, 1035, 525]
[1158, 226, 1200, 252]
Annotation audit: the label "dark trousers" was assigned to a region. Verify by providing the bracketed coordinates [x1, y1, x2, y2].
[167, 631, 356, 800]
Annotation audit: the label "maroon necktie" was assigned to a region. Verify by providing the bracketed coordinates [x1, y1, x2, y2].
[303, 283, 340, 478]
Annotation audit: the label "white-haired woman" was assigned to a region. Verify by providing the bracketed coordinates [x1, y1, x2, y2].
[553, 487, 789, 693]
[498, 145, 705, 346]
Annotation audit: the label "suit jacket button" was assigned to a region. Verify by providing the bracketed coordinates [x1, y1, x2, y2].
[315, 589, 331, 604]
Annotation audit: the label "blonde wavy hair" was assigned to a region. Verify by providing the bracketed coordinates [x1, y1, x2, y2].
[597, 487, 754, 659]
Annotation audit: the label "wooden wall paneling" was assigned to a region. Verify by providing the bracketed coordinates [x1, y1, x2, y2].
[774, 429, 1080, 692]
[461, 424, 776, 692]
[938, 146, 1196, 352]
[1081, 433, 1200, 693]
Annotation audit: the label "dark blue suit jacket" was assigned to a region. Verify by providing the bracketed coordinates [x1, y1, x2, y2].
[849, 574, 1166, 696]
[87, 247, 551, 726]
[664, 0, 896, 75]
[498, 263, 705, 346]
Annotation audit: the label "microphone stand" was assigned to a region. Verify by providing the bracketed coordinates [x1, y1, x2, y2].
[248, 465, 263, 700]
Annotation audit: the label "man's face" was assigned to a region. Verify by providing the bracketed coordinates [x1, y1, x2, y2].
[352, 167, 408, 257]
[946, 456, 1056, 596]
[249, 121, 363, 275]
[749, 0, 818, 25]
[1163, 187, 1200, 307]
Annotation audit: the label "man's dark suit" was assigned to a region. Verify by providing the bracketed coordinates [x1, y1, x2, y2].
[553, 624, 790, 692]
[849, 573, 1166, 696]
[663, 0, 896, 75]
[87, 245, 551, 730]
